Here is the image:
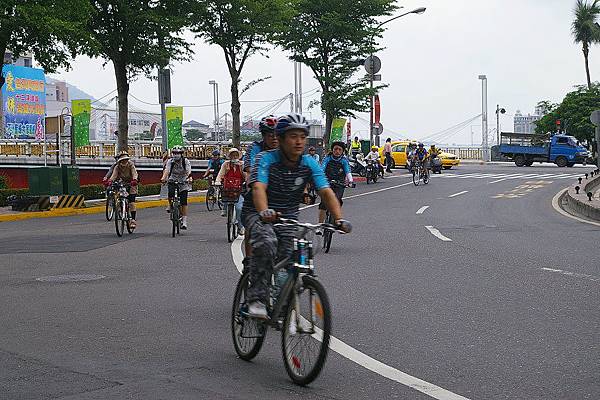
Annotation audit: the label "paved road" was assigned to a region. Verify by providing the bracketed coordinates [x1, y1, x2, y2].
[0, 164, 598, 400]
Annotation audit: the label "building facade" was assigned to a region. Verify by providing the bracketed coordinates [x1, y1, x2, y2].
[514, 110, 541, 134]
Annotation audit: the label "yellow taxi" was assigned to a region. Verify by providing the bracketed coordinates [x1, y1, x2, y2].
[379, 141, 460, 169]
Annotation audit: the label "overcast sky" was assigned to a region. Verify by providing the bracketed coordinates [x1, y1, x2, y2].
[50, 0, 598, 145]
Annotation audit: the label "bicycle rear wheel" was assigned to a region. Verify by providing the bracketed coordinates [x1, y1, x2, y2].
[423, 170, 430, 184]
[281, 275, 331, 386]
[231, 273, 266, 360]
[217, 188, 223, 210]
[105, 197, 114, 221]
[227, 203, 238, 243]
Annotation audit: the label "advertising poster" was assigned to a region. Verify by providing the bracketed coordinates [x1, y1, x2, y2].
[166, 106, 184, 149]
[1, 65, 46, 139]
[72, 99, 91, 147]
[330, 118, 346, 144]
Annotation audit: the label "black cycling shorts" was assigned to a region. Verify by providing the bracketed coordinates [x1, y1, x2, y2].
[128, 194, 137, 203]
[168, 183, 189, 206]
[319, 184, 344, 210]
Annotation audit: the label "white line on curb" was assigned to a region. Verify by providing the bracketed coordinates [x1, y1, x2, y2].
[229, 182, 470, 400]
[448, 191, 468, 198]
[541, 267, 599, 282]
[551, 189, 600, 228]
[416, 206, 430, 215]
[425, 226, 453, 242]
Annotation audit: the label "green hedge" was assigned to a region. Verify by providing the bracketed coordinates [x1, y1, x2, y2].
[0, 176, 8, 190]
[0, 188, 30, 207]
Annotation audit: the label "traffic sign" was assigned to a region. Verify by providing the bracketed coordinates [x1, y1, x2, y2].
[364, 56, 381, 75]
[590, 110, 600, 126]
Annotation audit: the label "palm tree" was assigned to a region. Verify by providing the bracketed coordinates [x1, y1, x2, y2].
[572, 0, 600, 89]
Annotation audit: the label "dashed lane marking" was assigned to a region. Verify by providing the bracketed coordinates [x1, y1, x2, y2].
[425, 226, 453, 242]
[448, 191, 468, 198]
[541, 267, 599, 282]
[416, 206, 430, 214]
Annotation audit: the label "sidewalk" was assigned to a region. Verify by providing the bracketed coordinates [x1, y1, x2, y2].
[0, 191, 207, 223]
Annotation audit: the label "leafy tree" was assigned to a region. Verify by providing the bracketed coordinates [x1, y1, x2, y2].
[572, 0, 600, 89]
[184, 128, 204, 141]
[275, 0, 396, 147]
[190, 0, 291, 148]
[535, 84, 600, 146]
[81, 0, 192, 152]
[0, 0, 89, 128]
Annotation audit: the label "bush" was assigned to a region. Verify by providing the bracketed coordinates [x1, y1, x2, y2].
[80, 184, 106, 200]
[192, 180, 209, 191]
[0, 188, 30, 207]
[0, 175, 8, 190]
[137, 183, 162, 197]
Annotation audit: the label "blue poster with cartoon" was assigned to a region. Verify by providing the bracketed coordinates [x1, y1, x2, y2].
[1, 64, 46, 139]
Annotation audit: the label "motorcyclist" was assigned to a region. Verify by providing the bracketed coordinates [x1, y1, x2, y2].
[364, 145, 385, 178]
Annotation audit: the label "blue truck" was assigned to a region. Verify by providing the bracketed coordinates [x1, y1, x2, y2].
[499, 132, 590, 167]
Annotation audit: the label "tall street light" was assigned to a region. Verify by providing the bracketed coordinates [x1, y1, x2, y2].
[478, 75, 489, 161]
[209, 80, 220, 142]
[369, 7, 426, 147]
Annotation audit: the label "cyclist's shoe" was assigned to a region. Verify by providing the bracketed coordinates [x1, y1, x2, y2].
[247, 301, 268, 319]
[181, 223, 188, 230]
[166, 206, 171, 213]
[129, 219, 137, 229]
[220, 210, 226, 217]
[238, 227, 245, 236]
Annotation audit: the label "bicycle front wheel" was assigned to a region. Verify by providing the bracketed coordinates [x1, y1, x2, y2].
[105, 197, 114, 221]
[322, 213, 333, 253]
[412, 170, 420, 186]
[171, 207, 179, 237]
[231, 273, 266, 360]
[115, 200, 125, 237]
[423, 170, 430, 184]
[281, 275, 331, 386]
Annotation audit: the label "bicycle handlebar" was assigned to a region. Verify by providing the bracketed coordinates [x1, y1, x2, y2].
[275, 217, 348, 234]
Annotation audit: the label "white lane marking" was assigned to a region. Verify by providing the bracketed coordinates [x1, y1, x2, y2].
[230, 183, 470, 400]
[448, 191, 468, 198]
[541, 267, 600, 282]
[488, 174, 528, 184]
[343, 181, 414, 200]
[425, 226, 453, 242]
[551, 189, 600, 227]
[416, 206, 430, 215]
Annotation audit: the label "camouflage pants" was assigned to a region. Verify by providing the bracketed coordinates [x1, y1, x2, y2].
[244, 214, 295, 303]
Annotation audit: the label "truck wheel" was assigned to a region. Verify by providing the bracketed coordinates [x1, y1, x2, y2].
[555, 156, 568, 167]
[514, 155, 526, 167]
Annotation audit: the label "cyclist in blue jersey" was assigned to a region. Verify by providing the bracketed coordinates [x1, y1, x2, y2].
[412, 143, 429, 167]
[241, 113, 352, 319]
[243, 115, 279, 179]
[203, 149, 225, 186]
[318, 141, 353, 223]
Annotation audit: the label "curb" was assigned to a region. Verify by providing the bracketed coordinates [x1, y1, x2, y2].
[0, 195, 206, 223]
[560, 173, 600, 222]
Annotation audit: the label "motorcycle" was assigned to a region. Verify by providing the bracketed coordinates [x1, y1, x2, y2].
[350, 156, 367, 177]
[430, 156, 442, 174]
[365, 160, 379, 184]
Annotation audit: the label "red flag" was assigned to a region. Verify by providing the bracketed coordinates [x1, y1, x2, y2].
[375, 95, 381, 125]
[346, 118, 352, 142]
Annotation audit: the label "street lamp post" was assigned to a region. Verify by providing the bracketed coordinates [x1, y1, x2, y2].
[495, 105, 506, 146]
[209, 80, 220, 141]
[368, 7, 426, 147]
[478, 75, 489, 161]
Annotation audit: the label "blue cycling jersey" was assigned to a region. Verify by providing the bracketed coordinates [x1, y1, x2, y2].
[242, 149, 329, 219]
[321, 155, 351, 182]
[243, 141, 264, 172]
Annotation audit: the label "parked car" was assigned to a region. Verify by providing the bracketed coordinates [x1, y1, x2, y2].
[379, 141, 460, 170]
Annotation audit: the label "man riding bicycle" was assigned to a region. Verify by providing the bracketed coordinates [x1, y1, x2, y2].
[161, 145, 192, 230]
[203, 149, 224, 187]
[241, 113, 351, 319]
[412, 143, 429, 170]
[106, 151, 139, 228]
[318, 141, 353, 224]
[243, 115, 279, 180]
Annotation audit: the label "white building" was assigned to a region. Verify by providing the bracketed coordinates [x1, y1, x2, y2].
[3, 51, 33, 68]
[514, 109, 541, 134]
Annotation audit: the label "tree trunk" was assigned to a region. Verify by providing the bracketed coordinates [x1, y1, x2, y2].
[324, 110, 333, 151]
[230, 72, 241, 149]
[113, 59, 129, 153]
[583, 43, 592, 90]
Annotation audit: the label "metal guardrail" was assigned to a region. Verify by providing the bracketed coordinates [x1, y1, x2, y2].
[439, 147, 484, 160]
[0, 140, 240, 160]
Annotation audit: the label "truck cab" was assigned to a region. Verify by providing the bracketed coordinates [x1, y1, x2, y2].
[549, 135, 589, 166]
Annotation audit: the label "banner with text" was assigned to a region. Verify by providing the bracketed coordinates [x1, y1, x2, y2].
[330, 118, 346, 145]
[72, 99, 91, 147]
[166, 106, 184, 149]
[1, 65, 46, 139]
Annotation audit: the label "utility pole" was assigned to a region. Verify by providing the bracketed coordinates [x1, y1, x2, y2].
[479, 75, 488, 161]
[158, 68, 171, 151]
[209, 81, 219, 141]
[293, 62, 303, 114]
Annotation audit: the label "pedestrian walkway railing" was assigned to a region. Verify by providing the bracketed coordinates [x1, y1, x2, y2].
[439, 147, 484, 160]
